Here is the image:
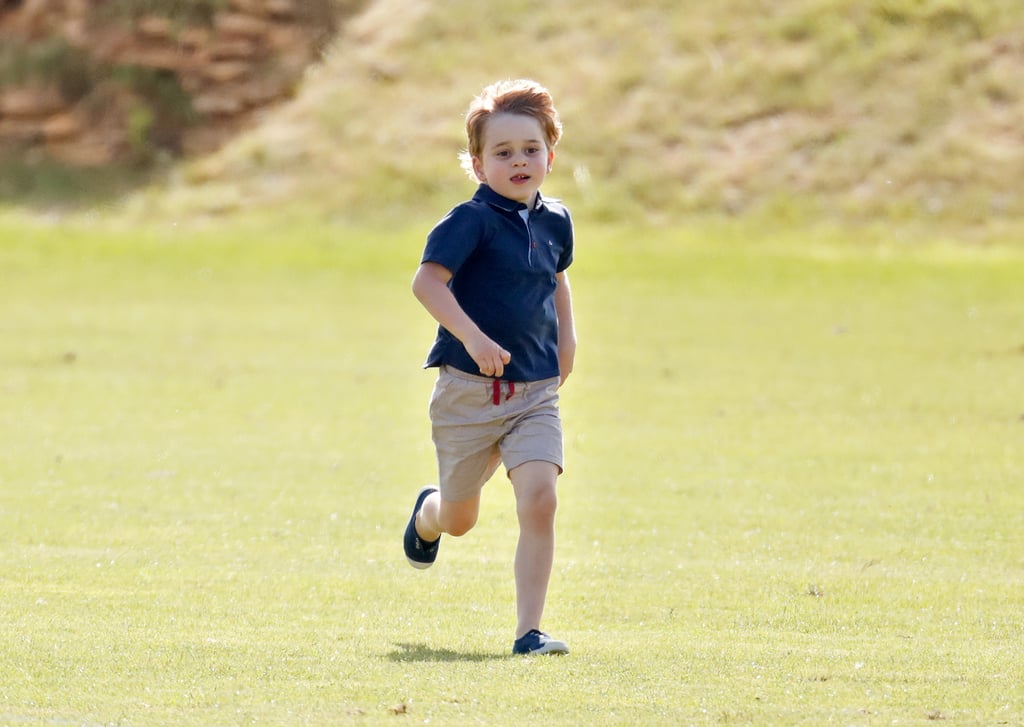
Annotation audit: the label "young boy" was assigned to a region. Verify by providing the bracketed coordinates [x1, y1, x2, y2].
[404, 79, 576, 656]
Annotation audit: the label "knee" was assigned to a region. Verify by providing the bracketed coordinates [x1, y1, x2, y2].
[439, 508, 478, 537]
[517, 486, 558, 527]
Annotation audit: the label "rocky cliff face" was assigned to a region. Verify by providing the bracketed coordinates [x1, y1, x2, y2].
[0, 0, 355, 165]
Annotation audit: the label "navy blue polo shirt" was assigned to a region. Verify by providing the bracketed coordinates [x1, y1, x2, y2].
[421, 184, 574, 382]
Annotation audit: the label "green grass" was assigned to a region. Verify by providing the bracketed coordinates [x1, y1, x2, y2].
[1, 214, 1023, 725]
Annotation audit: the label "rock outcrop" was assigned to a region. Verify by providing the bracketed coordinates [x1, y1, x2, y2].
[0, 0, 350, 165]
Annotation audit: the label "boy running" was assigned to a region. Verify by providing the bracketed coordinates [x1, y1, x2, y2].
[404, 79, 576, 656]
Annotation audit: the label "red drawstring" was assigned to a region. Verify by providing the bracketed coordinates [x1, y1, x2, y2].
[492, 379, 515, 405]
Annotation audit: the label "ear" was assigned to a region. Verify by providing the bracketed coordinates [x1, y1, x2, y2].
[546, 149, 555, 172]
[472, 156, 486, 182]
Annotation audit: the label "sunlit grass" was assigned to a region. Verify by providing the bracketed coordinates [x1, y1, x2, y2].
[4, 0, 1024, 243]
[1, 216, 1022, 725]
[2, 0, 1003, 238]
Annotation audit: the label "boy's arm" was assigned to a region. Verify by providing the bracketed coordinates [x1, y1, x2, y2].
[412, 262, 512, 378]
[554, 270, 576, 387]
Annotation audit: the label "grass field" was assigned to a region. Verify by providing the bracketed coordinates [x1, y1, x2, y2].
[1, 214, 1022, 725]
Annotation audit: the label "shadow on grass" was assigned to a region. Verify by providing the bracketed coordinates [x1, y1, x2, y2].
[387, 642, 508, 663]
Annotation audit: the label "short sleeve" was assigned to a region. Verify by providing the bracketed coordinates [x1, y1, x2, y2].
[421, 203, 487, 275]
[556, 209, 574, 273]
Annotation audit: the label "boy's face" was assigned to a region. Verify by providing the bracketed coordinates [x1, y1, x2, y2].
[472, 113, 554, 206]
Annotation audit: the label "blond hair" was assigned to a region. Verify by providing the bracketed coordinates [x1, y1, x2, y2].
[459, 79, 562, 180]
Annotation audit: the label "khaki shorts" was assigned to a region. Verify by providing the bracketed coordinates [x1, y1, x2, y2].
[429, 365, 563, 502]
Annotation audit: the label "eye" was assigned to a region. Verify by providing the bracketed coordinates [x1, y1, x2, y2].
[495, 150, 510, 158]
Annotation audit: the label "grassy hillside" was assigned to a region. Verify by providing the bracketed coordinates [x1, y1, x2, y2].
[17, 0, 1024, 239]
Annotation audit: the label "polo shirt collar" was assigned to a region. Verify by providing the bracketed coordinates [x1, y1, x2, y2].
[474, 184, 548, 214]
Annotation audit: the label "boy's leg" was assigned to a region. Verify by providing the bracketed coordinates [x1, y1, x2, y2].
[509, 460, 559, 639]
[416, 446, 501, 541]
[415, 490, 481, 540]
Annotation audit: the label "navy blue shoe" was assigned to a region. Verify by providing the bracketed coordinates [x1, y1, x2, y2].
[512, 629, 569, 656]
[404, 486, 440, 569]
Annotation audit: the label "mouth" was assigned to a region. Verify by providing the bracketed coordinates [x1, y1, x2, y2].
[511, 174, 531, 184]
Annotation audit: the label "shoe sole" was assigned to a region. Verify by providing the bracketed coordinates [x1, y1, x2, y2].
[526, 642, 569, 655]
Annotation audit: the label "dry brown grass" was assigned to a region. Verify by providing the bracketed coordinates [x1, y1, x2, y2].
[113, 0, 1024, 238]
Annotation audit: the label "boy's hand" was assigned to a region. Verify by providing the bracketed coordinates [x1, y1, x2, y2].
[411, 262, 511, 377]
[465, 333, 511, 378]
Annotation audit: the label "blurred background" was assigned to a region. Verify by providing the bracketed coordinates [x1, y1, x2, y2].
[1, 0, 1022, 238]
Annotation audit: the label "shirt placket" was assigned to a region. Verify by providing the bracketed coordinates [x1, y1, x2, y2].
[519, 208, 535, 267]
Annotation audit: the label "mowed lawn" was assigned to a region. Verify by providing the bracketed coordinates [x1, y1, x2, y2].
[1, 217, 1022, 726]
